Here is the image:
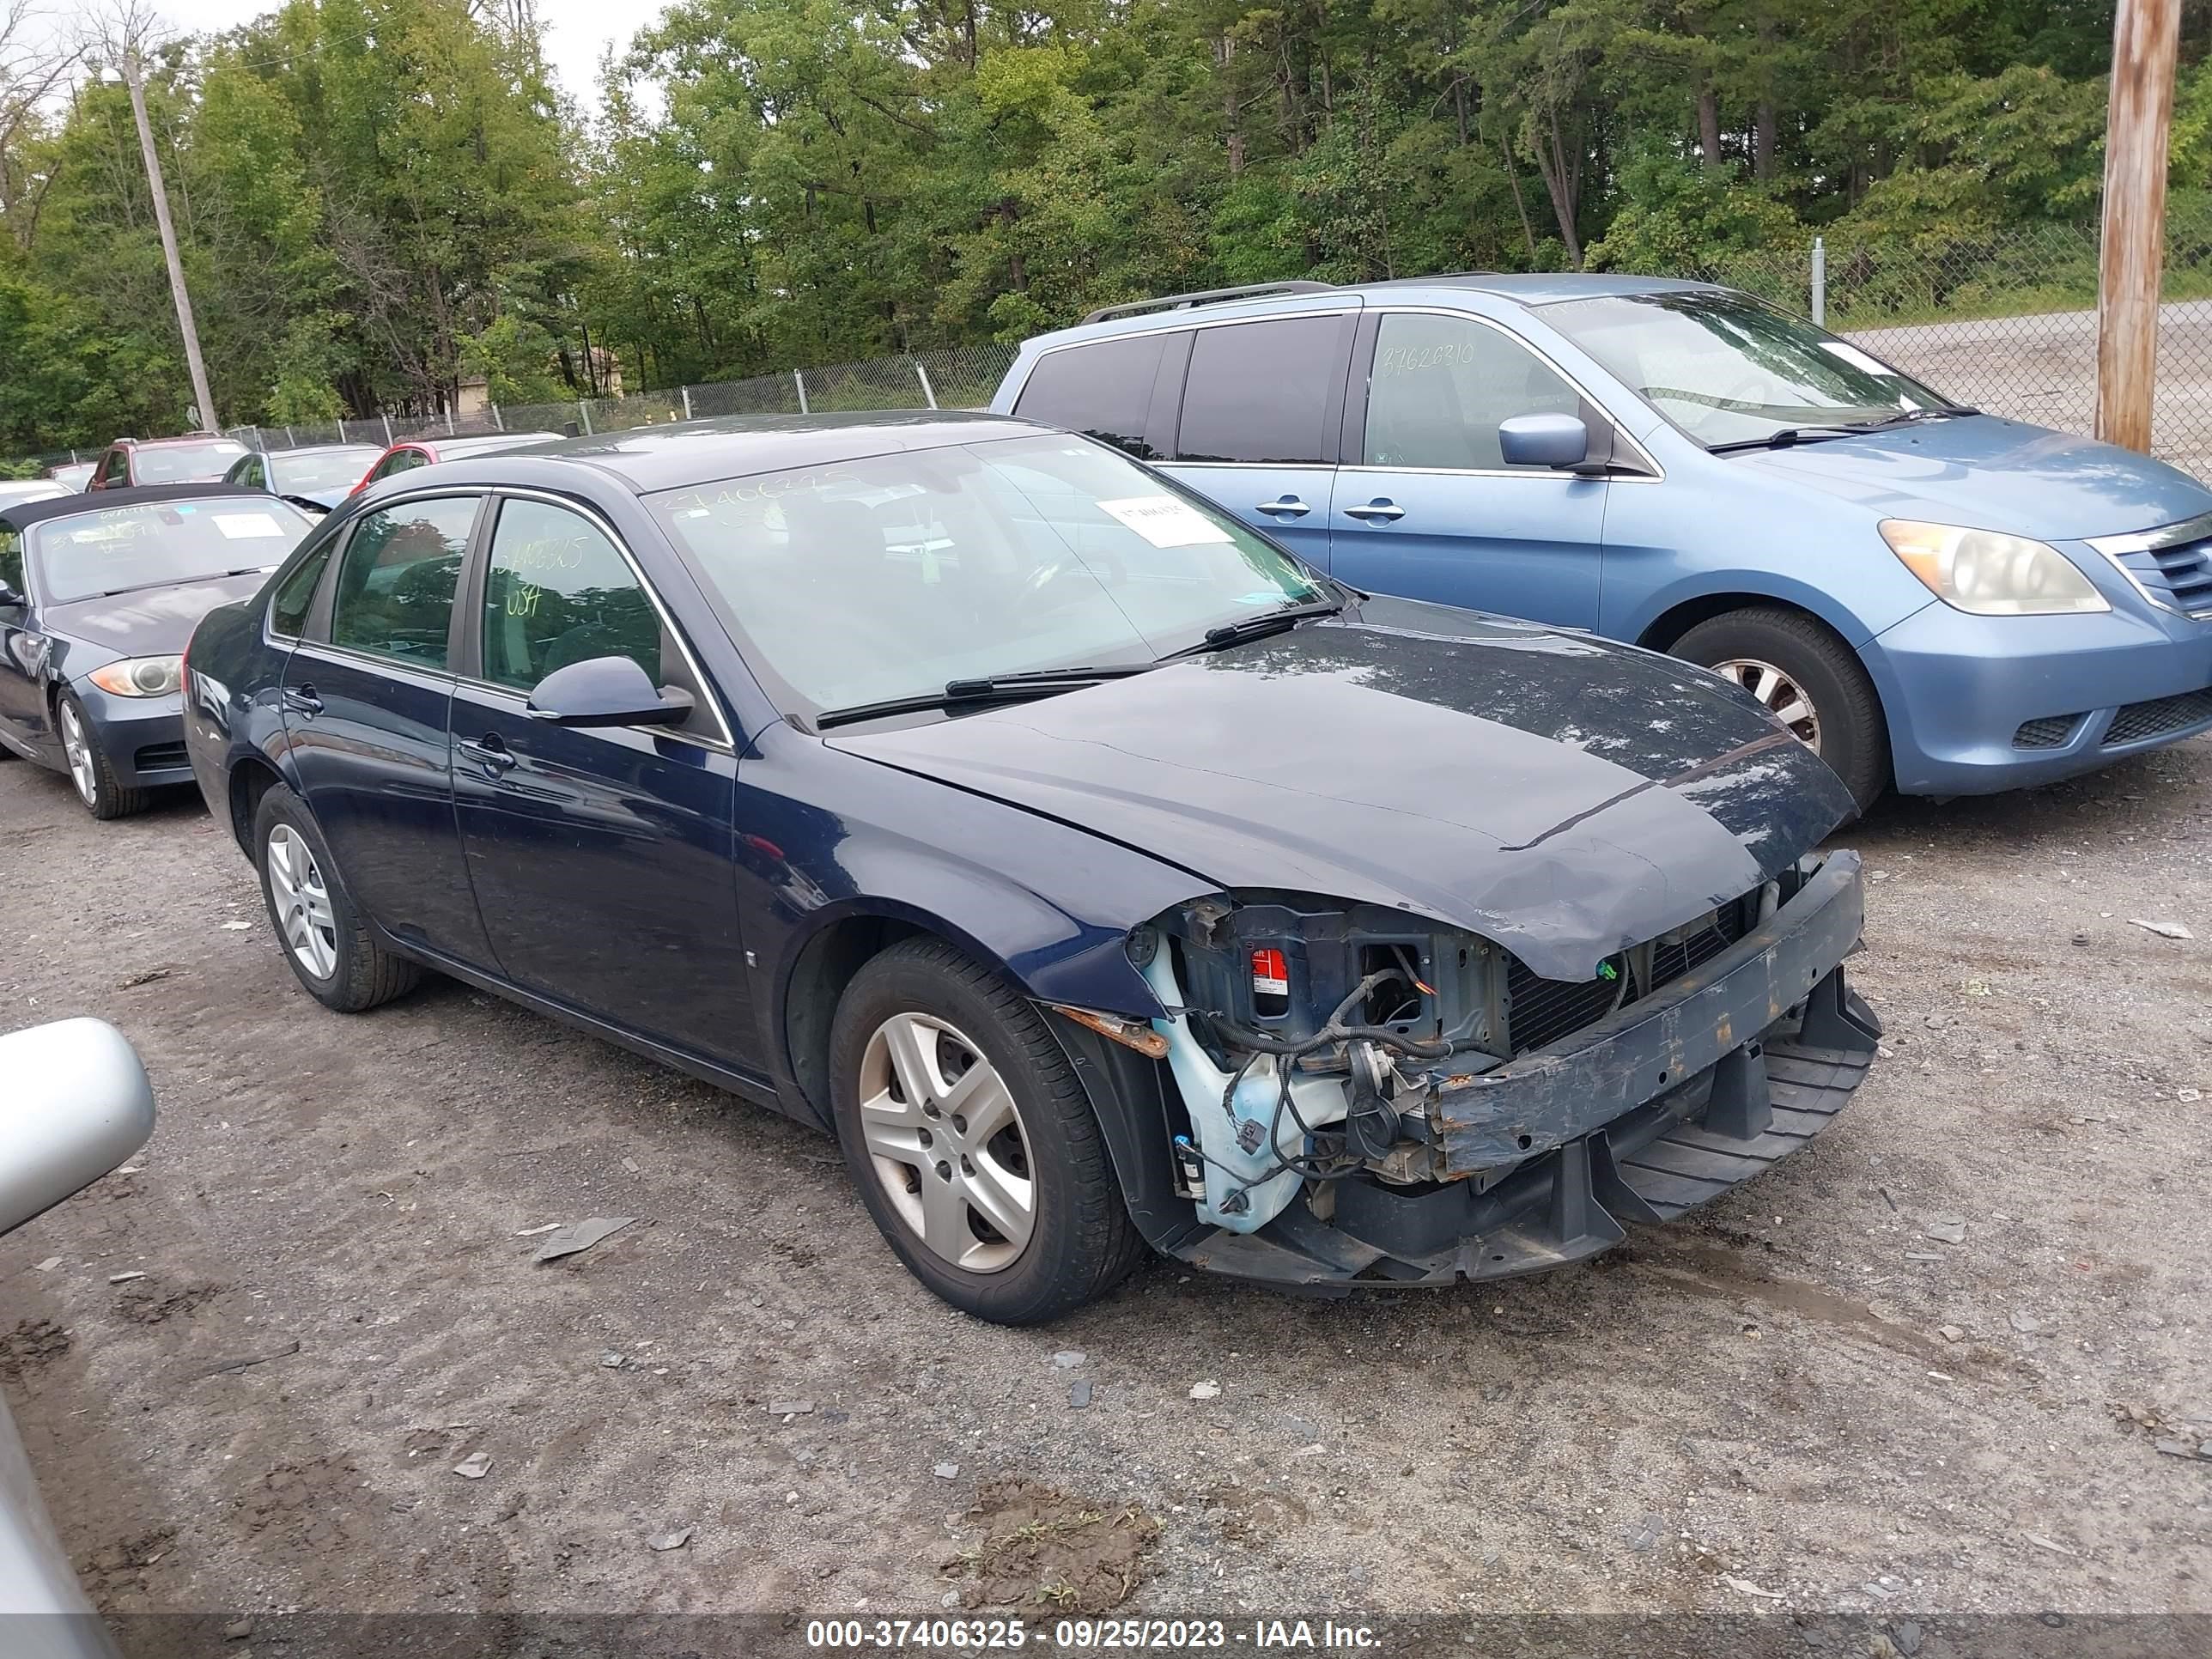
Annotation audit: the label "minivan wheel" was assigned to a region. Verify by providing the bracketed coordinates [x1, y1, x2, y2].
[57, 692, 151, 819]
[252, 783, 420, 1012]
[829, 938, 1146, 1324]
[1672, 607, 1888, 811]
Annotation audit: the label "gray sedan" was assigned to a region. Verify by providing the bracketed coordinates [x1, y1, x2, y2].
[0, 484, 313, 817]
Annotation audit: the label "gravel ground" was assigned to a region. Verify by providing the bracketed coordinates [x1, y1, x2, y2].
[1851, 302, 2212, 477]
[1, 739, 2209, 1630]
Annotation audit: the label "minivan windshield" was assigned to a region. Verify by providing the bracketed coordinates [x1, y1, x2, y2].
[1542, 291, 1957, 448]
[30, 498, 312, 604]
[651, 434, 1329, 715]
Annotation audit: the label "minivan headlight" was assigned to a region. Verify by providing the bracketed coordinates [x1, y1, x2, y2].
[87, 655, 184, 697]
[1879, 520, 2109, 616]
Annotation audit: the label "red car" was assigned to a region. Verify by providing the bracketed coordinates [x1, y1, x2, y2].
[87, 434, 251, 489]
[348, 431, 561, 497]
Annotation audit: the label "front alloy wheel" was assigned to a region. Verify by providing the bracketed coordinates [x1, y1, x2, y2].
[857, 1012, 1036, 1273]
[828, 938, 1147, 1323]
[54, 692, 151, 819]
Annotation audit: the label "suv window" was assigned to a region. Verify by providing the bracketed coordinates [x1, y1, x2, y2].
[329, 496, 477, 668]
[1364, 313, 1585, 471]
[1176, 316, 1345, 465]
[98, 450, 130, 486]
[1013, 334, 1167, 459]
[481, 500, 661, 693]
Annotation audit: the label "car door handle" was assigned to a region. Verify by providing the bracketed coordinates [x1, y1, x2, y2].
[459, 734, 517, 776]
[281, 684, 323, 717]
[1254, 496, 1310, 518]
[1342, 499, 1405, 522]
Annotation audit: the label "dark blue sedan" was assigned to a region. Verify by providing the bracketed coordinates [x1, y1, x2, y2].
[180, 414, 1880, 1322]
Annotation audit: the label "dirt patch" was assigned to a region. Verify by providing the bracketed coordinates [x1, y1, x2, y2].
[0, 1317, 70, 1378]
[76, 1528, 176, 1604]
[112, 1280, 218, 1326]
[240, 1458, 364, 1553]
[944, 1480, 1161, 1613]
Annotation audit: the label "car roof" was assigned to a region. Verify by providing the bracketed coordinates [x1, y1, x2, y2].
[406, 411, 1050, 495]
[115, 434, 249, 449]
[1026, 271, 1732, 349]
[428, 432, 562, 457]
[0, 482, 273, 532]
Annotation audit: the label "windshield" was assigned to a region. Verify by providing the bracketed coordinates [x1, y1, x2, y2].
[30, 498, 312, 604]
[134, 441, 250, 483]
[0, 482, 64, 507]
[272, 449, 380, 494]
[651, 434, 1327, 714]
[1542, 292, 1954, 447]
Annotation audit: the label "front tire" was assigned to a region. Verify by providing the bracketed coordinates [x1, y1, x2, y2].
[1671, 606, 1889, 811]
[829, 938, 1146, 1324]
[252, 783, 420, 1012]
[56, 692, 151, 820]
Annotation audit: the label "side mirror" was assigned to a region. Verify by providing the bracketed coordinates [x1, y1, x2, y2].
[1498, 412, 1591, 470]
[525, 654, 695, 728]
[0, 582, 24, 609]
[0, 1019, 156, 1237]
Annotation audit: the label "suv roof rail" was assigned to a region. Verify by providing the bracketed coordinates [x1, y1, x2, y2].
[1079, 281, 1335, 325]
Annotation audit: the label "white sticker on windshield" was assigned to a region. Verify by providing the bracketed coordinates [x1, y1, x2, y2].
[213, 513, 286, 539]
[1819, 340, 1896, 376]
[1096, 495, 1234, 549]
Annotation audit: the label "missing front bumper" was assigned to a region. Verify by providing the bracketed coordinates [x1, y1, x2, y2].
[1164, 854, 1880, 1291]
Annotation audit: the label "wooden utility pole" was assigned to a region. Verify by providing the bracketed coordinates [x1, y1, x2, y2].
[2096, 0, 2182, 454]
[120, 47, 217, 434]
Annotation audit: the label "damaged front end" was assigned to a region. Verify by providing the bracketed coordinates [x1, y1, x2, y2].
[1100, 851, 1878, 1289]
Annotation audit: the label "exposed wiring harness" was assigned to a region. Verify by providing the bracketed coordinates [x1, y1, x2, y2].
[1177, 968, 1449, 1212]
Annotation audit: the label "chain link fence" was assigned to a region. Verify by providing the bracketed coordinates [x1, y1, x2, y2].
[13, 237, 2212, 478]
[1646, 219, 2212, 477]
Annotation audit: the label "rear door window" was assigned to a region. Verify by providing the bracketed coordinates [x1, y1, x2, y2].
[1175, 315, 1349, 465]
[328, 496, 477, 668]
[1013, 334, 1169, 459]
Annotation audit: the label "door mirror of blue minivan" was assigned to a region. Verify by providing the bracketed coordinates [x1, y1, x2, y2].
[1497, 413, 1591, 470]
[525, 655, 696, 728]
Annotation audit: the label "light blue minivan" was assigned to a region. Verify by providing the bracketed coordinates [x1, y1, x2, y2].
[990, 275, 2212, 805]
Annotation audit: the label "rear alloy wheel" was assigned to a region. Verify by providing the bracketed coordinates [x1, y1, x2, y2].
[829, 938, 1146, 1323]
[56, 692, 151, 820]
[252, 783, 420, 1012]
[1671, 606, 1889, 811]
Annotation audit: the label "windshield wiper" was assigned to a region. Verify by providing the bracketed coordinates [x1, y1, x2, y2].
[1163, 597, 1345, 659]
[1711, 404, 1982, 453]
[813, 663, 1154, 730]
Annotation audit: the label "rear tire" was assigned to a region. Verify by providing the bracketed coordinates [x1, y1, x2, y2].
[829, 938, 1146, 1324]
[252, 783, 420, 1012]
[1671, 606, 1888, 811]
[56, 691, 151, 820]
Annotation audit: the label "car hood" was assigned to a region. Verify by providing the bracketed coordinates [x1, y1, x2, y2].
[826, 598, 1856, 981]
[44, 571, 272, 659]
[1728, 415, 2212, 540]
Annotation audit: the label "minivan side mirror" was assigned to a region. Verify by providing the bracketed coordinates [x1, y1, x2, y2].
[0, 1019, 156, 1237]
[1498, 412, 1591, 470]
[525, 654, 695, 728]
